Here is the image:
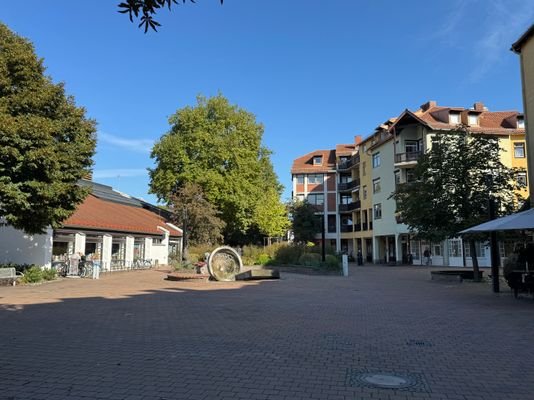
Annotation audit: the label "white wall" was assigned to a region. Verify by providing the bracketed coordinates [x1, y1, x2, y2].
[0, 224, 53, 268]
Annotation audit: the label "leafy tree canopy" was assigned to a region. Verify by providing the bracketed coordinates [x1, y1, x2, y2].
[169, 182, 224, 256]
[391, 128, 525, 243]
[149, 94, 285, 244]
[290, 200, 321, 244]
[118, 0, 224, 32]
[0, 23, 96, 234]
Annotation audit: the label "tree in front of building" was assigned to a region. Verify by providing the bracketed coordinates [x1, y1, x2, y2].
[169, 182, 225, 261]
[0, 23, 96, 235]
[390, 127, 525, 280]
[289, 200, 321, 244]
[149, 94, 285, 245]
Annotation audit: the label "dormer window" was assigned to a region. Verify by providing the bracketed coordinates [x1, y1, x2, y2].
[468, 114, 478, 126]
[313, 155, 323, 165]
[518, 117, 525, 129]
[449, 112, 460, 124]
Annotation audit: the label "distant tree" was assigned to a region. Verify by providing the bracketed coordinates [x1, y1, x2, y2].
[170, 182, 225, 260]
[255, 187, 290, 241]
[0, 23, 96, 235]
[118, 0, 224, 32]
[390, 127, 524, 279]
[290, 200, 321, 244]
[149, 94, 285, 244]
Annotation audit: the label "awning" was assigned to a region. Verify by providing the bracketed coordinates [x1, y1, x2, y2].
[460, 208, 534, 234]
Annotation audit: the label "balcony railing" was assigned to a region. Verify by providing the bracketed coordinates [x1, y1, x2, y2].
[338, 179, 361, 191]
[354, 224, 362, 232]
[362, 222, 368, 231]
[337, 154, 360, 171]
[394, 151, 422, 164]
[340, 224, 353, 233]
[338, 200, 361, 212]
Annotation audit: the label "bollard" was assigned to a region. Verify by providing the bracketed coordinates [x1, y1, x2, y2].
[342, 254, 349, 277]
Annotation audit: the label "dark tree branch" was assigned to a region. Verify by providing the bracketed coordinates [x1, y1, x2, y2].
[118, 0, 224, 32]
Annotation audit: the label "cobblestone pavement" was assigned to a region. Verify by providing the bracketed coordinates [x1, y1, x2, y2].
[1, 266, 534, 400]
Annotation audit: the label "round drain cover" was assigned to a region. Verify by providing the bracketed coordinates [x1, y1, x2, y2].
[357, 373, 415, 389]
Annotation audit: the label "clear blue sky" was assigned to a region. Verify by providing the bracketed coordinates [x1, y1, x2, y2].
[2, 0, 533, 203]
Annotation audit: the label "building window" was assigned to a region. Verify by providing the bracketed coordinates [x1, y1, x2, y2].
[296, 175, 304, 184]
[372, 178, 381, 193]
[362, 185, 367, 200]
[406, 169, 416, 183]
[372, 153, 380, 168]
[339, 174, 351, 183]
[517, 172, 528, 187]
[373, 203, 382, 219]
[307, 193, 324, 205]
[340, 194, 351, 205]
[313, 155, 323, 165]
[514, 142, 525, 158]
[308, 174, 323, 184]
[433, 244, 442, 257]
[405, 140, 419, 153]
[449, 112, 460, 124]
[327, 215, 336, 233]
[464, 242, 486, 258]
[518, 117, 525, 129]
[362, 161, 367, 176]
[468, 114, 478, 126]
[394, 170, 400, 185]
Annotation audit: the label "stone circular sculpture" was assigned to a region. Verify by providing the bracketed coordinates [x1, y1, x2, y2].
[207, 246, 243, 281]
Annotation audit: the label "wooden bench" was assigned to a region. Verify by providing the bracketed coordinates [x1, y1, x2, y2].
[0, 267, 24, 286]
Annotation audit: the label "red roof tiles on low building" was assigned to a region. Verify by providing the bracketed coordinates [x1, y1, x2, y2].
[62, 195, 182, 237]
[291, 149, 336, 174]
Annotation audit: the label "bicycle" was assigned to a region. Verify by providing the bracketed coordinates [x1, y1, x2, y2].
[78, 261, 94, 278]
[51, 261, 68, 278]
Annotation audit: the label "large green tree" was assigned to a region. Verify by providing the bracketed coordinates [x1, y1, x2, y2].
[391, 128, 525, 277]
[0, 23, 96, 234]
[149, 94, 285, 244]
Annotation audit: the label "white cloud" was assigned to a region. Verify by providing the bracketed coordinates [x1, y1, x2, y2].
[92, 168, 148, 179]
[468, 0, 534, 81]
[98, 131, 154, 154]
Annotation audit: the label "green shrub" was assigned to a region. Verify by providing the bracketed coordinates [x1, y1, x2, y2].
[256, 254, 270, 265]
[20, 266, 43, 283]
[242, 256, 255, 266]
[187, 253, 200, 263]
[188, 244, 215, 259]
[273, 245, 303, 265]
[322, 254, 340, 271]
[41, 268, 57, 281]
[298, 253, 321, 268]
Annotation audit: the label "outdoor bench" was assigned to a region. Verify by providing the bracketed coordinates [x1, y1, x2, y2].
[0, 267, 24, 286]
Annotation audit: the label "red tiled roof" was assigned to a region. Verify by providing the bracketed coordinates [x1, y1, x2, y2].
[335, 144, 355, 156]
[398, 104, 524, 135]
[291, 149, 336, 174]
[63, 195, 182, 237]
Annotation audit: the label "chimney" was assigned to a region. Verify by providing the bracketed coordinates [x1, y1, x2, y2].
[354, 135, 362, 145]
[474, 102, 485, 111]
[420, 100, 437, 111]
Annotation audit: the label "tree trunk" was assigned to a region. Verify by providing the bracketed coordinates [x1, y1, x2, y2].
[469, 239, 481, 282]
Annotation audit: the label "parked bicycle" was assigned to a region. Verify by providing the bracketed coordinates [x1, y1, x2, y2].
[78, 261, 94, 278]
[132, 259, 152, 269]
[51, 261, 68, 277]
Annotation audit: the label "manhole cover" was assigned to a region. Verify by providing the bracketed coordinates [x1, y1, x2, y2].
[358, 373, 415, 389]
[346, 369, 430, 393]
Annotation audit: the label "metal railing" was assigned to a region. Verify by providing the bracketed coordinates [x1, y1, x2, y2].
[338, 179, 360, 191]
[337, 154, 360, 170]
[338, 200, 361, 212]
[394, 151, 422, 164]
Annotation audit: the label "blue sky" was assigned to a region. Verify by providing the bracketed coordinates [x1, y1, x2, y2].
[1, 0, 533, 202]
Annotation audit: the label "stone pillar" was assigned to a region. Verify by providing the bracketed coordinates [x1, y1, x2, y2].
[144, 237, 153, 264]
[102, 234, 112, 271]
[395, 234, 402, 265]
[125, 236, 134, 268]
[373, 236, 380, 264]
[74, 232, 86, 255]
[161, 231, 170, 265]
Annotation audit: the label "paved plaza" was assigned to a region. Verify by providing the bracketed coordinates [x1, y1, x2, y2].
[1, 266, 534, 400]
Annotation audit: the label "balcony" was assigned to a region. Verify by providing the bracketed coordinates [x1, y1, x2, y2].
[338, 200, 361, 213]
[394, 151, 422, 167]
[338, 179, 360, 192]
[337, 154, 360, 171]
[354, 224, 362, 232]
[340, 224, 353, 233]
[362, 222, 368, 231]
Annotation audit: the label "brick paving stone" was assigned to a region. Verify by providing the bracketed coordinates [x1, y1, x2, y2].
[1, 266, 534, 400]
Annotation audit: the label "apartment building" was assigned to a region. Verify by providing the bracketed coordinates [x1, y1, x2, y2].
[291, 101, 528, 266]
